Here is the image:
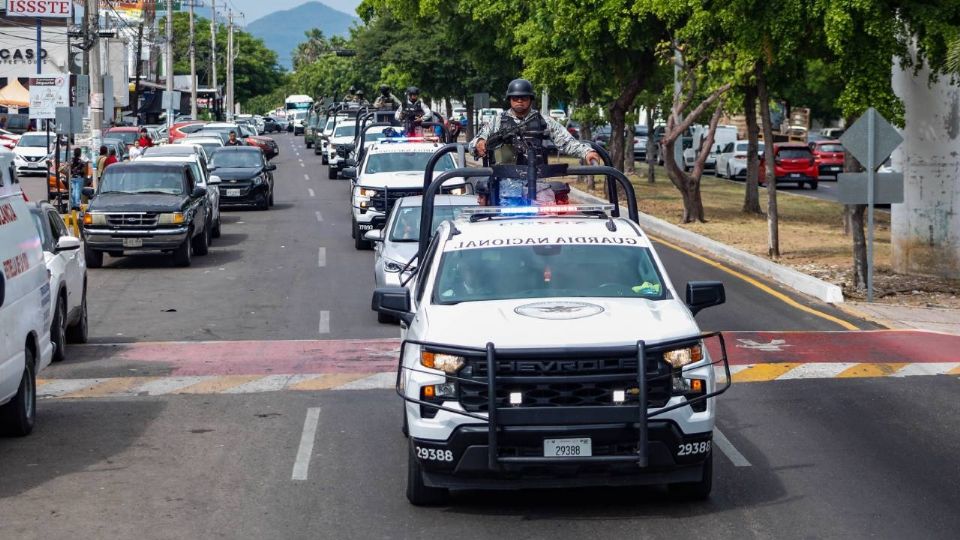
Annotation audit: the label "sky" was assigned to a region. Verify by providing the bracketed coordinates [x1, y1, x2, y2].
[231, 0, 360, 25]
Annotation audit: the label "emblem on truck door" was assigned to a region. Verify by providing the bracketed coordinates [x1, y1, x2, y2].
[514, 301, 604, 320]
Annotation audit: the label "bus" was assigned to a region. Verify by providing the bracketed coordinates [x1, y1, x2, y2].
[285, 95, 314, 112]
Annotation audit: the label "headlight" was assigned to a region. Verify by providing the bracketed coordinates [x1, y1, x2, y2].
[420, 351, 465, 374]
[252, 175, 264, 185]
[384, 260, 404, 273]
[359, 187, 378, 198]
[83, 212, 106, 226]
[158, 212, 186, 225]
[663, 344, 703, 368]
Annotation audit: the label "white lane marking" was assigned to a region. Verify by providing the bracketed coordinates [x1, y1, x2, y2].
[37, 378, 101, 398]
[335, 372, 395, 390]
[318, 311, 330, 334]
[292, 407, 321, 481]
[715, 365, 749, 384]
[317, 247, 326, 267]
[315, 211, 323, 222]
[714, 428, 751, 467]
[891, 362, 960, 377]
[304, 174, 310, 181]
[776, 363, 856, 380]
[300, 162, 305, 168]
[140, 376, 210, 396]
[308, 188, 315, 197]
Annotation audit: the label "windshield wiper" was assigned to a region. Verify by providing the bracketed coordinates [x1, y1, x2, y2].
[136, 190, 182, 195]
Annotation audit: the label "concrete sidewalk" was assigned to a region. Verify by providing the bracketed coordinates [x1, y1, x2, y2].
[843, 302, 960, 335]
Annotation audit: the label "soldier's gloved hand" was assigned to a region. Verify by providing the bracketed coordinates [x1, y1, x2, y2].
[585, 151, 602, 166]
[476, 139, 487, 157]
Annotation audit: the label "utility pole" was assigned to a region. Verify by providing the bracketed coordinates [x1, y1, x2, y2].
[88, 0, 102, 152]
[189, 1, 197, 118]
[210, 0, 218, 118]
[226, 10, 234, 121]
[165, 0, 174, 128]
[132, 22, 144, 125]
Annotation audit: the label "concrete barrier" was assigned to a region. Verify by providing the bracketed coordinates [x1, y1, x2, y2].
[570, 186, 845, 304]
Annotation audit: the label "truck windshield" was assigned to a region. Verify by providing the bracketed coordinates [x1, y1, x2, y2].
[434, 245, 666, 304]
[364, 152, 455, 174]
[100, 170, 184, 195]
[389, 204, 476, 242]
[210, 152, 262, 169]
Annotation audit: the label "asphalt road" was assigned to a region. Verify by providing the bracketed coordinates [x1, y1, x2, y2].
[2, 133, 953, 539]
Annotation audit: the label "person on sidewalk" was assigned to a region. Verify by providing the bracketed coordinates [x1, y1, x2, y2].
[68, 148, 88, 210]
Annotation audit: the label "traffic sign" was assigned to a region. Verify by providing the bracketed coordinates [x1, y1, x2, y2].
[473, 93, 490, 109]
[838, 172, 904, 205]
[156, 0, 182, 10]
[840, 108, 902, 170]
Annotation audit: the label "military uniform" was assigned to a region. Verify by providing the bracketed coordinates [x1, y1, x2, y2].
[470, 108, 592, 160]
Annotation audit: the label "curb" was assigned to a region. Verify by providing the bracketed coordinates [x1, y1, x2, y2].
[570, 186, 845, 304]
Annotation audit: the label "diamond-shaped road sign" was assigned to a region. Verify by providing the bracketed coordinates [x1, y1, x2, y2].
[840, 108, 903, 170]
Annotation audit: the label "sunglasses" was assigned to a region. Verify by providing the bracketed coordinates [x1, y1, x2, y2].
[510, 96, 532, 102]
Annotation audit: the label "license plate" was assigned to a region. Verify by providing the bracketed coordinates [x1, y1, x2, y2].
[544, 438, 592, 457]
[28, 162, 39, 168]
[790, 173, 801, 178]
[357, 223, 374, 231]
[830, 166, 841, 171]
[122, 238, 143, 248]
[226, 189, 241, 197]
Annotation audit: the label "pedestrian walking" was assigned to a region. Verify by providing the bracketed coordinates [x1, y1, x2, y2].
[68, 148, 88, 210]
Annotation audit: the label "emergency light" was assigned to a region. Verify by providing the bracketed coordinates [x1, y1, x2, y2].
[459, 204, 615, 218]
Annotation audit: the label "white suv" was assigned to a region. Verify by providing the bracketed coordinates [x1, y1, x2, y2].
[346, 141, 468, 250]
[373, 203, 729, 505]
[326, 121, 357, 179]
[0, 151, 55, 436]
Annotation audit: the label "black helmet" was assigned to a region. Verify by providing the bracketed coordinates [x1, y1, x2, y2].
[406, 86, 420, 96]
[356, 89, 364, 96]
[379, 84, 390, 93]
[506, 79, 535, 99]
[348, 85, 357, 93]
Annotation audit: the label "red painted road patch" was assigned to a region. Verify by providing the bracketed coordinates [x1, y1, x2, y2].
[65, 330, 960, 378]
[710, 330, 960, 365]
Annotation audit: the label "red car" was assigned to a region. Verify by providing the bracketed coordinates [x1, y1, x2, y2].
[760, 143, 819, 189]
[103, 126, 141, 148]
[809, 140, 845, 178]
[245, 135, 279, 160]
[169, 121, 206, 143]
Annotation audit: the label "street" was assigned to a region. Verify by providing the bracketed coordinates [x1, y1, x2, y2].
[2, 133, 959, 539]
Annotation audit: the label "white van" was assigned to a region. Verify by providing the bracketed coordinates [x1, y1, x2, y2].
[0, 149, 54, 436]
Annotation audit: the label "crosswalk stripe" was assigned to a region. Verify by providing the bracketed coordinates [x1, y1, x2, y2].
[776, 363, 857, 380]
[136, 376, 210, 396]
[334, 372, 396, 390]
[287, 373, 368, 391]
[60, 376, 156, 399]
[892, 362, 960, 377]
[177, 375, 264, 394]
[38, 378, 104, 398]
[732, 363, 800, 383]
[836, 363, 908, 378]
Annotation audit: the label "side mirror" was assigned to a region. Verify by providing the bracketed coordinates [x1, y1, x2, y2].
[208, 175, 222, 185]
[81, 187, 95, 198]
[342, 167, 357, 179]
[363, 229, 383, 242]
[345, 158, 357, 167]
[715, 144, 722, 153]
[208, 165, 217, 171]
[265, 163, 277, 171]
[56, 235, 81, 251]
[192, 186, 207, 198]
[686, 281, 725, 315]
[371, 287, 413, 324]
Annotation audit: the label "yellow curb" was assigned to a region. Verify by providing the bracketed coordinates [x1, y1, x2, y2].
[836, 363, 908, 378]
[176, 375, 264, 394]
[732, 363, 801, 383]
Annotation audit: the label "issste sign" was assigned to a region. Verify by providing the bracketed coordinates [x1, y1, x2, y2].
[5, 0, 73, 17]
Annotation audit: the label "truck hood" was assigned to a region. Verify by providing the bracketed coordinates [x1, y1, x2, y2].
[88, 192, 187, 213]
[419, 297, 700, 349]
[359, 171, 463, 189]
[211, 167, 264, 180]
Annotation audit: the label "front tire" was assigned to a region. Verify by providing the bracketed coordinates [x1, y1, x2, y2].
[0, 347, 36, 437]
[256, 192, 269, 211]
[85, 243, 103, 269]
[192, 223, 210, 256]
[809, 180, 818, 190]
[328, 165, 338, 180]
[406, 442, 448, 506]
[51, 295, 67, 362]
[354, 222, 371, 250]
[174, 236, 192, 267]
[66, 284, 89, 344]
[668, 452, 713, 500]
[212, 214, 222, 238]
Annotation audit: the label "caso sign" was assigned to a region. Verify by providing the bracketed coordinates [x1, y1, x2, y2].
[0, 48, 48, 63]
[5, 0, 73, 17]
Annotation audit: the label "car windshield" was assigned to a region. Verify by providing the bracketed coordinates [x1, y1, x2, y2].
[779, 148, 812, 159]
[195, 142, 222, 154]
[325, 119, 335, 131]
[434, 245, 666, 304]
[334, 125, 355, 137]
[364, 152, 455, 174]
[106, 130, 139, 144]
[635, 126, 648, 136]
[389, 204, 476, 242]
[17, 134, 49, 147]
[100, 169, 184, 195]
[211, 151, 262, 169]
[179, 123, 205, 134]
[819, 144, 845, 153]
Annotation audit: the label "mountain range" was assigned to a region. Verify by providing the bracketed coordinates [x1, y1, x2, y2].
[244, 2, 359, 70]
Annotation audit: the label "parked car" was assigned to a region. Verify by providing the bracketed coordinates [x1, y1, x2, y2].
[809, 140, 846, 178]
[180, 135, 225, 158]
[592, 125, 611, 148]
[28, 201, 88, 362]
[138, 152, 222, 239]
[82, 162, 212, 267]
[633, 125, 649, 160]
[13, 132, 52, 176]
[169, 121, 207, 143]
[565, 120, 580, 140]
[262, 117, 284, 133]
[104, 126, 142, 148]
[716, 140, 764, 179]
[207, 146, 276, 210]
[683, 125, 738, 172]
[0, 157, 55, 436]
[548, 109, 567, 122]
[760, 143, 819, 189]
[102, 138, 129, 161]
[820, 127, 846, 139]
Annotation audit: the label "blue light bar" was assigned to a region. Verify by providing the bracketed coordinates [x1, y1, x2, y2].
[460, 204, 614, 217]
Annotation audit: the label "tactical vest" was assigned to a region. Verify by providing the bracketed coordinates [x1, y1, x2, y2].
[493, 111, 548, 165]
